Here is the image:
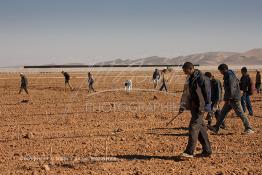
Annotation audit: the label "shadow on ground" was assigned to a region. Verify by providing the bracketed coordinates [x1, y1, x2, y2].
[115, 154, 184, 162]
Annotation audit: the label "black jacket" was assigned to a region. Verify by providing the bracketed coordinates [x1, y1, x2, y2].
[21, 76, 28, 87]
[63, 72, 70, 81]
[153, 71, 160, 80]
[240, 74, 253, 95]
[223, 70, 241, 101]
[188, 70, 211, 112]
[88, 77, 94, 84]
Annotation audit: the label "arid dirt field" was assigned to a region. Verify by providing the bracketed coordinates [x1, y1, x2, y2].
[0, 69, 261, 175]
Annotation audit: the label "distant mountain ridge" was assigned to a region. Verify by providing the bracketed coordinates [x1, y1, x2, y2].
[95, 48, 262, 66]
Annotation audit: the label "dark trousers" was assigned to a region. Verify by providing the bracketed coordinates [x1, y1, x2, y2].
[206, 103, 226, 127]
[159, 82, 167, 91]
[19, 86, 29, 94]
[256, 83, 261, 93]
[207, 103, 218, 125]
[89, 83, 95, 92]
[216, 100, 252, 131]
[207, 109, 221, 126]
[65, 81, 73, 90]
[184, 109, 212, 155]
[241, 92, 253, 116]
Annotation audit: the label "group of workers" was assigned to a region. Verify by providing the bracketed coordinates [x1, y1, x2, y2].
[17, 63, 261, 159]
[19, 71, 96, 94]
[178, 62, 259, 159]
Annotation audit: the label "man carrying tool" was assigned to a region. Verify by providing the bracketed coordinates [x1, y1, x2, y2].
[204, 72, 225, 128]
[209, 64, 254, 134]
[179, 62, 212, 159]
[61, 71, 74, 91]
[19, 73, 29, 94]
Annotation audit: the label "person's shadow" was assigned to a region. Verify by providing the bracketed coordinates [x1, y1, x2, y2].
[146, 127, 189, 137]
[115, 154, 184, 162]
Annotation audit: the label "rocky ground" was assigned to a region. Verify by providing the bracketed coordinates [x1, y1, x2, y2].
[0, 70, 261, 174]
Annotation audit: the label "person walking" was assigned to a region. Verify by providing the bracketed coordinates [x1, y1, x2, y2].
[209, 64, 254, 134]
[152, 69, 160, 89]
[61, 71, 74, 91]
[124, 79, 132, 93]
[19, 73, 29, 94]
[179, 62, 212, 159]
[159, 69, 168, 92]
[204, 72, 225, 128]
[239, 67, 254, 116]
[255, 70, 261, 93]
[88, 72, 96, 92]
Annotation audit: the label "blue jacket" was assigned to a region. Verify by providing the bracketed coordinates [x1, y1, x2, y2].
[240, 74, 253, 95]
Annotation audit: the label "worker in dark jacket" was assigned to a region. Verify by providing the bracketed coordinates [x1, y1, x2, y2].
[256, 70, 261, 93]
[152, 69, 160, 88]
[87, 72, 96, 92]
[19, 73, 29, 94]
[204, 72, 225, 127]
[239, 67, 253, 116]
[61, 71, 74, 91]
[179, 62, 212, 159]
[209, 64, 254, 134]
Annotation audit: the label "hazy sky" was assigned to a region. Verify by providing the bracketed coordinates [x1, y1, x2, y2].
[0, 0, 262, 66]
